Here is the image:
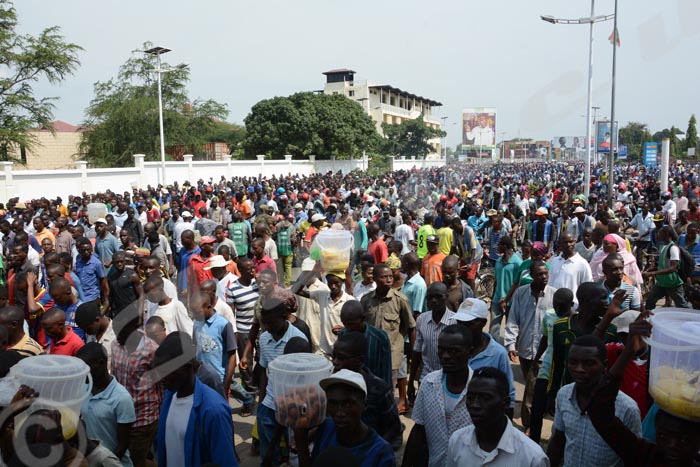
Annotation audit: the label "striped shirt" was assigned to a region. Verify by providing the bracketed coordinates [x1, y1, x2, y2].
[414, 309, 456, 380]
[259, 324, 308, 410]
[599, 276, 641, 312]
[224, 279, 259, 333]
[339, 324, 393, 385]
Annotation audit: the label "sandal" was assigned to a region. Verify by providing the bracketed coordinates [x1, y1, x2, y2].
[240, 403, 253, 417]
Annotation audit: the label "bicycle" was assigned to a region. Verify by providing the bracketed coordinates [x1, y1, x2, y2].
[474, 256, 495, 303]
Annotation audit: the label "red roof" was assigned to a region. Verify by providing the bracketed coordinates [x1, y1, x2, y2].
[38, 120, 83, 132]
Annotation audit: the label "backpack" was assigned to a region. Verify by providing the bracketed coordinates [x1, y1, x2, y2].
[667, 244, 695, 281]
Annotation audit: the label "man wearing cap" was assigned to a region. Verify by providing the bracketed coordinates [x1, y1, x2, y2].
[454, 298, 516, 418]
[531, 208, 554, 251]
[304, 213, 326, 250]
[574, 205, 596, 241]
[275, 212, 297, 287]
[173, 211, 195, 253]
[293, 202, 307, 227]
[421, 235, 445, 287]
[94, 218, 120, 270]
[295, 369, 395, 467]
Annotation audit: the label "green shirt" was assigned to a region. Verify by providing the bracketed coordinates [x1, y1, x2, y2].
[656, 242, 684, 288]
[229, 221, 250, 257]
[416, 225, 436, 259]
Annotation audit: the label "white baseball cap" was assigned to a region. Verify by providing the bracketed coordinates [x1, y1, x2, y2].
[181, 210, 193, 218]
[573, 206, 586, 214]
[454, 298, 489, 322]
[320, 369, 367, 397]
[311, 213, 325, 223]
[203, 255, 231, 270]
[94, 218, 107, 225]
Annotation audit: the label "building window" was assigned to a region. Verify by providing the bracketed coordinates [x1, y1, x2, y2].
[348, 90, 355, 97]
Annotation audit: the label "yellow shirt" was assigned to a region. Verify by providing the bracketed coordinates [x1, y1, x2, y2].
[436, 226, 453, 256]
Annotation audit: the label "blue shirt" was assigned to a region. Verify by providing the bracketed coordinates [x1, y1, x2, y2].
[55, 301, 85, 341]
[259, 323, 308, 410]
[156, 377, 237, 467]
[81, 377, 136, 467]
[312, 417, 395, 467]
[679, 234, 700, 276]
[469, 333, 516, 408]
[176, 246, 201, 292]
[193, 314, 236, 382]
[75, 254, 105, 302]
[95, 234, 121, 268]
[401, 273, 427, 314]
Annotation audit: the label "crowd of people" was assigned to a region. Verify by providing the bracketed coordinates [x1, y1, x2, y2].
[0, 159, 699, 467]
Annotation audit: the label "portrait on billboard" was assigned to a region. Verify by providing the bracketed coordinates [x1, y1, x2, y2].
[462, 109, 496, 148]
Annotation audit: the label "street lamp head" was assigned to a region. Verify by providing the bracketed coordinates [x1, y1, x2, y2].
[143, 46, 172, 56]
[540, 15, 556, 24]
[176, 63, 189, 70]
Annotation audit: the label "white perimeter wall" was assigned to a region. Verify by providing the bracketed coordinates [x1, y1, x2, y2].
[0, 154, 446, 202]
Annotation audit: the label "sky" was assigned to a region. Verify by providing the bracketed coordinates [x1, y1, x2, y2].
[15, 0, 700, 149]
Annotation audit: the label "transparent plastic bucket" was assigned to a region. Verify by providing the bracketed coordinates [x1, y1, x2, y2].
[87, 203, 107, 224]
[10, 355, 93, 439]
[268, 353, 333, 428]
[313, 230, 353, 272]
[644, 309, 700, 422]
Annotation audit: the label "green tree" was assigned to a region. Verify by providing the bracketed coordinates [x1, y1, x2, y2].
[685, 114, 697, 155]
[0, 0, 82, 161]
[618, 122, 652, 162]
[381, 114, 446, 159]
[653, 127, 684, 159]
[81, 42, 238, 167]
[243, 92, 379, 159]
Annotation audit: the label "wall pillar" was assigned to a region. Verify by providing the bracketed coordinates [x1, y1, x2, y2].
[183, 154, 194, 183]
[0, 162, 13, 202]
[256, 155, 265, 177]
[133, 154, 146, 189]
[223, 154, 232, 181]
[308, 155, 317, 174]
[284, 154, 292, 174]
[75, 160, 88, 194]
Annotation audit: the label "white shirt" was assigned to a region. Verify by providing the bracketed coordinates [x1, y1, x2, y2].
[173, 221, 195, 252]
[216, 272, 239, 303]
[663, 199, 677, 223]
[165, 393, 194, 467]
[213, 297, 238, 333]
[547, 253, 592, 305]
[306, 280, 356, 356]
[394, 223, 415, 255]
[86, 320, 117, 371]
[447, 417, 549, 467]
[629, 212, 654, 241]
[153, 299, 194, 336]
[145, 278, 178, 319]
[467, 125, 495, 146]
[352, 281, 376, 301]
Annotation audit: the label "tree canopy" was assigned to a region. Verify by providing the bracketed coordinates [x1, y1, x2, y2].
[381, 114, 446, 159]
[0, 0, 81, 161]
[243, 92, 380, 159]
[80, 42, 242, 167]
[618, 122, 653, 162]
[685, 114, 697, 154]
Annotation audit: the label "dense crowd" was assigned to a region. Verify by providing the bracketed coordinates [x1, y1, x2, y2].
[0, 160, 699, 467]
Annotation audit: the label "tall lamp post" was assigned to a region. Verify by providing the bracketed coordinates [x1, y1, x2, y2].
[541, 5, 614, 199]
[607, 0, 619, 204]
[143, 47, 171, 186]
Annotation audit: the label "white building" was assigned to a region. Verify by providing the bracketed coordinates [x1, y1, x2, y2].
[322, 69, 443, 156]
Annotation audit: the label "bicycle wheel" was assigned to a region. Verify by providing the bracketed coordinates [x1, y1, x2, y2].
[481, 273, 496, 301]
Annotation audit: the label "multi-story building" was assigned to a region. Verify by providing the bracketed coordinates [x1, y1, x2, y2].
[322, 69, 443, 155]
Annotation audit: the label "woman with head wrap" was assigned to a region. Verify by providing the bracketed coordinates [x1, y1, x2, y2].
[590, 234, 644, 288]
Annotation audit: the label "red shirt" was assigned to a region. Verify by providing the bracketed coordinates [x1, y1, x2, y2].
[606, 343, 650, 418]
[49, 327, 84, 356]
[368, 239, 388, 264]
[253, 255, 277, 276]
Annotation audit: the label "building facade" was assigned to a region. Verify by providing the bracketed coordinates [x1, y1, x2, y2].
[322, 69, 443, 156]
[10, 120, 83, 170]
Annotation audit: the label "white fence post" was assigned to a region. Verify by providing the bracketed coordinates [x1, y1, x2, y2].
[256, 155, 265, 177]
[223, 154, 232, 181]
[75, 160, 88, 194]
[284, 154, 292, 175]
[1, 162, 13, 202]
[183, 154, 194, 183]
[133, 154, 146, 189]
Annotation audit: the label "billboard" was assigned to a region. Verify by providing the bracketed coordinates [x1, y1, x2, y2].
[596, 121, 619, 153]
[553, 136, 590, 150]
[462, 108, 496, 149]
[644, 142, 658, 167]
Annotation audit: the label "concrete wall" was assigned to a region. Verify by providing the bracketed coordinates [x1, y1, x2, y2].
[390, 156, 446, 172]
[0, 154, 446, 202]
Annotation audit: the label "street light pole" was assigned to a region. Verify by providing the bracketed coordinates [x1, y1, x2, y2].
[608, 0, 619, 204]
[156, 54, 166, 186]
[143, 46, 172, 187]
[584, 0, 595, 199]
